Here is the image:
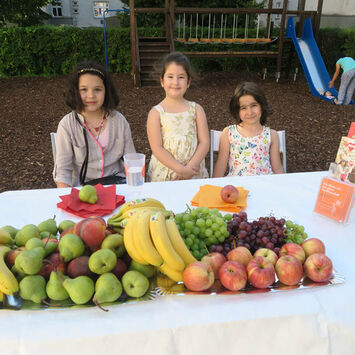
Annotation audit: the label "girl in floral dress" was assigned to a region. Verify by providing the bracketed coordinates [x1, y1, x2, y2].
[213, 82, 284, 177]
[147, 52, 209, 182]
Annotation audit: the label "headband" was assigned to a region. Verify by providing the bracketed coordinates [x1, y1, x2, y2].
[77, 68, 104, 79]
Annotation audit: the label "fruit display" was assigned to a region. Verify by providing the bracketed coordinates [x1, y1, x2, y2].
[0, 195, 341, 310]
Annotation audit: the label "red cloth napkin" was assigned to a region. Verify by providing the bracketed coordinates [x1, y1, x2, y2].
[57, 184, 125, 217]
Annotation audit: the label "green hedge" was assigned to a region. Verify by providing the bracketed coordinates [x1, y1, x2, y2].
[0, 25, 354, 77]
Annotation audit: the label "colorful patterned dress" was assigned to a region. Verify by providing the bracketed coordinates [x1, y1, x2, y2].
[227, 124, 273, 176]
[148, 101, 208, 182]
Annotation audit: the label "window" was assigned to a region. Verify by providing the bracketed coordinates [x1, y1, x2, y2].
[52, 1, 63, 17]
[93, 1, 109, 18]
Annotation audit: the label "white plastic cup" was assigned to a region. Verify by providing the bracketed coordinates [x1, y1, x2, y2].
[124, 153, 145, 189]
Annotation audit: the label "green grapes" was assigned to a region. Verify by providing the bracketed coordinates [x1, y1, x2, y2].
[174, 207, 229, 260]
[285, 220, 308, 245]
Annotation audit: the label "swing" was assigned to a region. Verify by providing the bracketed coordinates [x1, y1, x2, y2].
[176, 13, 186, 43]
[200, 14, 212, 43]
[187, 13, 199, 43]
[210, 14, 224, 43]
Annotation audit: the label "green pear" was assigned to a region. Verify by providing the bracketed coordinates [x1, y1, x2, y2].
[93, 272, 122, 305]
[42, 239, 58, 256]
[58, 233, 85, 262]
[38, 218, 58, 236]
[79, 185, 98, 204]
[19, 275, 47, 304]
[88, 249, 117, 275]
[15, 247, 44, 275]
[121, 270, 149, 298]
[15, 224, 40, 246]
[11, 264, 27, 281]
[46, 271, 69, 301]
[101, 234, 125, 257]
[1, 225, 19, 239]
[25, 238, 44, 250]
[129, 260, 156, 279]
[63, 276, 95, 305]
[58, 220, 75, 234]
[40, 231, 54, 240]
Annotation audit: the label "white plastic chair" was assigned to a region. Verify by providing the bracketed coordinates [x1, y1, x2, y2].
[209, 129, 287, 177]
[50, 132, 56, 162]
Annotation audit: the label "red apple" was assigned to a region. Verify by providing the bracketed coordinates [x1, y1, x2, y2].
[220, 185, 239, 203]
[76, 217, 106, 251]
[254, 248, 278, 266]
[182, 261, 215, 292]
[219, 261, 247, 291]
[227, 246, 253, 267]
[5, 246, 25, 268]
[301, 238, 326, 258]
[247, 256, 275, 289]
[111, 259, 127, 279]
[201, 252, 226, 279]
[38, 252, 66, 280]
[59, 226, 75, 240]
[67, 256, 92, 278]
[279, 243, 306, 264]
[304, 253, 333, 282]
[275, 255, 303, 286]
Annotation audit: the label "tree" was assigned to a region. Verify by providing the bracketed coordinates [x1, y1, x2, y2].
[0, 0, 53, 27]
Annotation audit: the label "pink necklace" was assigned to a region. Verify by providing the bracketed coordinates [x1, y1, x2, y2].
[86, 114, 106, 135]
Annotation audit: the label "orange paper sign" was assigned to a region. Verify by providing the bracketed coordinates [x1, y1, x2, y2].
[314, 177, 355, 223]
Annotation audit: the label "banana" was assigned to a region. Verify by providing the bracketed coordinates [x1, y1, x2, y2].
[112, 198, 166, 220]
[0, 229, 14, 245]
[158, 262, 184, 283]
[0, 245, 19, 295]
[123, 214, 149, 265]
[108, 206, 166, 224]
[150, 212, 185, 271]
[166, 218, 197, 266]
[133, 211, 163, 266]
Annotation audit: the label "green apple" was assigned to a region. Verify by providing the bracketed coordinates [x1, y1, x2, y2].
[88, 249, 117, 274]
[129, 260, 156, 278]
[121, 270, 149, 298]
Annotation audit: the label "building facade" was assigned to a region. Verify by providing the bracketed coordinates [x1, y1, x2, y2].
[43, 0, 125, 27]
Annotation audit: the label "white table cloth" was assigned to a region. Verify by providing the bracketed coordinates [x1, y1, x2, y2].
[0, 171, 354, 355]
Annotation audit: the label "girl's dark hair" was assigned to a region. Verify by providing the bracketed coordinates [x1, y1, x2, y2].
[160, 52, 193, 79]
[229, 82, 272, 125]
[65, 60, 119, 112]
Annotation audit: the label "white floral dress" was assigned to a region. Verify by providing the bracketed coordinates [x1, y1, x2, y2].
[148, 101, 208, 182]
[227, 124, 273, 176]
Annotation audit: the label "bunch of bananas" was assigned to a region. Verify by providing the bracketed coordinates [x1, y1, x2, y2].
[124, 211, 197, 282]
[0, 229, 18, 297]
[107, 198, 167, 232]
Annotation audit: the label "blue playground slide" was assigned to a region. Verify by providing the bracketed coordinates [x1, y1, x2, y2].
[286, 17, 337, 103]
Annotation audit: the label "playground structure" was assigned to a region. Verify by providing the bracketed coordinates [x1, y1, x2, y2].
[128, 0, 325, 87]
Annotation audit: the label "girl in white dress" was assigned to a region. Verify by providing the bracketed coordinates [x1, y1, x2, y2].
[147, 52, 209, 182]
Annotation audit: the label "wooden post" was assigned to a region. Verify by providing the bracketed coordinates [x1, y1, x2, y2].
[170, 0, 175, 52]
[266, 0, 273, 38]
[164, 0, 169, 38]
[314, 0, 323, 40]
[276, 0, 288, 81]
[129, 0, 139, 87]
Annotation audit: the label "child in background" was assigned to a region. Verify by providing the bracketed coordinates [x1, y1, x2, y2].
[53, 60, 136, 187]
[213, 82, 284, 177]
[147, 52, 209, 181]
[329, 54, 355, 105]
